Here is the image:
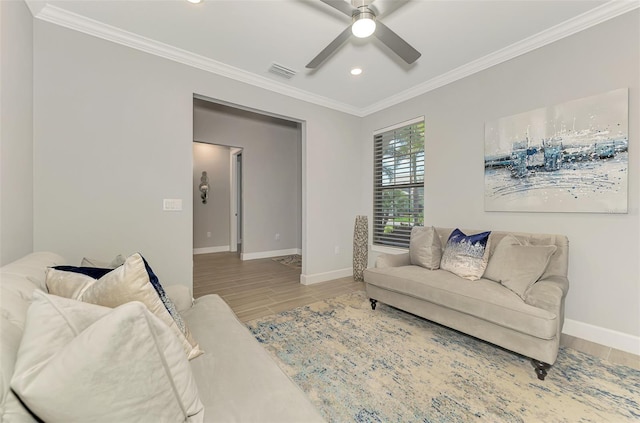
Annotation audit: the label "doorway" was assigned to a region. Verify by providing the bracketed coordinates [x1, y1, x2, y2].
[192, 142, 242, 255]
[192, 96, 303, 269]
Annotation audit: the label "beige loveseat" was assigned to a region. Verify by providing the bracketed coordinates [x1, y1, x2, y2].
[1, 252, 325, 422]
[364, 227, 569, 380]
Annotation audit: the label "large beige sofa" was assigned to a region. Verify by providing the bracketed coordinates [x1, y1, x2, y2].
[1, 252, 325, 422]
[364, 227, 569, 380]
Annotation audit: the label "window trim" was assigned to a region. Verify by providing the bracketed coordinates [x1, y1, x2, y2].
[373, 116, 425, 136]
[372, 117, 425, 249]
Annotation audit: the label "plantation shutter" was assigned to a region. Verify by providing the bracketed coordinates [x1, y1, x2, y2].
[373, 118, 425, 248]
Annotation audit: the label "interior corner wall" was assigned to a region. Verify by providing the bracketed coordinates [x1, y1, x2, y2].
[32, 19, 362, 288]
[0, 0, 34, 265]
[193, 142, 230, 251]
[360, 11, 640, 346]
[193, 102, 301, 257]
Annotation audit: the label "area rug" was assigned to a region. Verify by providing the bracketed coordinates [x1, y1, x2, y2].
[246, 291, 640, 423]
[272, 254, 302, 268]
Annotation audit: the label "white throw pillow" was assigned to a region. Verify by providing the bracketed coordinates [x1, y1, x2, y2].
[484, 234, 557, 299]
[46, 253, 203, 360]
[11, 291, 204, 422]
[409, 226, 442, 270]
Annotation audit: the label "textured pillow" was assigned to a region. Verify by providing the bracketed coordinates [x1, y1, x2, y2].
[484, 234, 557, 299]
[46, 253, 202, 360]
[409, 226, 442, 269]
[46, 268, 96, 299]
[45, 266, 112, 299]
[11, 291, 203, 422]
[81, 254, 126, 269]
[440, 229, 491, 281]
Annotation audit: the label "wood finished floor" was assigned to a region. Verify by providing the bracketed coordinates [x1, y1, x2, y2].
[193, 252, 639, 370]
[193, 252, 364, 322]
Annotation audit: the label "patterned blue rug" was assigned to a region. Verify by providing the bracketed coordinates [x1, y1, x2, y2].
[247, 291, 640, 422]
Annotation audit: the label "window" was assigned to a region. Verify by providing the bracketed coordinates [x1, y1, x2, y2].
[373, 118, 425, 248]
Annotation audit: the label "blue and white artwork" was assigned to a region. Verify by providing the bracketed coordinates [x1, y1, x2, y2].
[484, 89, 628, 213]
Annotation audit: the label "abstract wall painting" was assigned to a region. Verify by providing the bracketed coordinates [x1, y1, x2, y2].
[484, 88, 628, 213]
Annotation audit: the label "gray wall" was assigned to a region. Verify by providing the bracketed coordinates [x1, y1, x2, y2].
[361, 11, 640, 341]
[193, 142, 230, 251]
[193, 101, 302, 256]
[6, 0, 637, 347]
[0, 0, 34, 265]
[32, 19, 362, 287]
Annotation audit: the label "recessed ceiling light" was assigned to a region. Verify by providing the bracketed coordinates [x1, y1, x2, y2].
[187, 0, 202, 4]
[350, 68, 363, 76]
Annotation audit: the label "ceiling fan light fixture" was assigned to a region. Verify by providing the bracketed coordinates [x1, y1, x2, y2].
[352, 11, 376, 38]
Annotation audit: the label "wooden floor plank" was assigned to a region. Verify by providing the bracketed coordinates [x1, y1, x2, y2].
[193, 252, 364, 322]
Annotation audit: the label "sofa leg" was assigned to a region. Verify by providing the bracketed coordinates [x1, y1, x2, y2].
[531, 359, 551, 380]
[369, 299, 377, 310]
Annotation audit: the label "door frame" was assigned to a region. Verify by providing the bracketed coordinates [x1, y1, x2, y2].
[229, 148, 242, 252]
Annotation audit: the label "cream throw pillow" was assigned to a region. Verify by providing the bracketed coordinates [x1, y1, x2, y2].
[409, 226, 442, 270]
[46, 253, 203, 360]
[484, 234, 557, 299]
[11, 291, 204, 422]
[45, 268, 96, 299]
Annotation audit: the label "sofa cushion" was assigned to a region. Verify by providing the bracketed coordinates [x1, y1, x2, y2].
[484, 235, 557, 299]
[364, 266, 557, 339]
[11, 291, 203, 422]
[440, 229, 491, 281]
[1, 277, 39, 422]
[409, 226, 442, 270]
[47, 253, 203, 360]
[1, 252, 66, 291]
[1, 253, 67, 423]
[183, 294, 325, 423]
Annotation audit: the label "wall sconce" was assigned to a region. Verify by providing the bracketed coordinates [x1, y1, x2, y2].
[199, 171, 210, 204]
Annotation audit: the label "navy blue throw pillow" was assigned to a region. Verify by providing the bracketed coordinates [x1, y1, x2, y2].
[51, 265, 113, 280]
[440, 228, 492, 280]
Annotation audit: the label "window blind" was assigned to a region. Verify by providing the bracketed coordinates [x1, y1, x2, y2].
[373, 119, 425, 248]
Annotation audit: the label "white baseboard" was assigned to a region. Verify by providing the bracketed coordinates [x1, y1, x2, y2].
[563, 318, 640, 355]
[300, 267, 353, 285]
[241, 248, 301, 261]
[193, 246, 230, 255]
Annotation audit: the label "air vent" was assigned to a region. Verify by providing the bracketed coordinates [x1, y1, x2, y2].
[268, 62, 297, 79]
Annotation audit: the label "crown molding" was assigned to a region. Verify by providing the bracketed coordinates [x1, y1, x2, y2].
[33, 1, 638, 118]
[360, 0, 640, 115]
[34, 4, 364, 117]
[24, 0, 46, 17]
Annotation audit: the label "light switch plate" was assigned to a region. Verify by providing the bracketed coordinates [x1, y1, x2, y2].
[163, 199, 183, 211]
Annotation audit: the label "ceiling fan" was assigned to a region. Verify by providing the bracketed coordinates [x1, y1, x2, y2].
[306, 0, 421, 69]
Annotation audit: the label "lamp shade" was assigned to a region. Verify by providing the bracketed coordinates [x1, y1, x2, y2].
[352, 12, 376, 38]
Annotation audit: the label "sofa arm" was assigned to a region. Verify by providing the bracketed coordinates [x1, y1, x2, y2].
[525, 275, 569, 314]
[375, 252, 411, 268]
[164, 284, 194, 313]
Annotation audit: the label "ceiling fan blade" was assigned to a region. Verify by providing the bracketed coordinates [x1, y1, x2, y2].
[374, 21, 421, 64]
[318, 0, 357, 17]
[306, 26, 352, 69]
[368, 0, 408, 18]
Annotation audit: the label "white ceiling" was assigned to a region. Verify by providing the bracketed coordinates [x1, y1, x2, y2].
[26, 0, 637, 116]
